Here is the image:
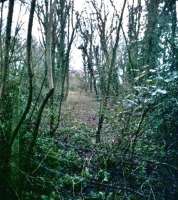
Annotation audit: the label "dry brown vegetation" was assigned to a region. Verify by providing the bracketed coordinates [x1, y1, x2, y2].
[62, 90, 98, 128]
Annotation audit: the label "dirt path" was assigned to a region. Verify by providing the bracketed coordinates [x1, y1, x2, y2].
[62, 91, 99, 127]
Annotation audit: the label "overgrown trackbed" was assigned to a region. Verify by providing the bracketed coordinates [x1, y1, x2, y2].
[62, 91, 99, 128]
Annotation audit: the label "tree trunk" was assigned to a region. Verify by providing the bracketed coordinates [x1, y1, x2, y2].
[0, 0, 15, 198]
[96, 0, 127, 143]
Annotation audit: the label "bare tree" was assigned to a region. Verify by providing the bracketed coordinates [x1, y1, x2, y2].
[91, 0, 127, 142]
[79, 18, 98, 95]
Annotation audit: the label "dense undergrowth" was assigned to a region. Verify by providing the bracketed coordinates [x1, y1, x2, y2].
[22, 128, 177, 199]
[0, 0, 178, 199]
[22, 86, 178, 200]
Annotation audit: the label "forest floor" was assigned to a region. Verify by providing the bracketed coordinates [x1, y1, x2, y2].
[62, 90, 99, 128]
[60, 90, 116, 144]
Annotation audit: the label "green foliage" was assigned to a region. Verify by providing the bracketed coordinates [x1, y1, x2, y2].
[0, 0, 177, 199]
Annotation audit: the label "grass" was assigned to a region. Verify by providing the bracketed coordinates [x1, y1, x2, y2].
[62, 90, 99, 128]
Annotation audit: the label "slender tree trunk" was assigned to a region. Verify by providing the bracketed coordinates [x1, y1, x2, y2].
[0, 0, 15, 197]
[50, 21, 56, 134]
[11, 0, 36, 198]
[10, 0, 36, 146]
[143, 0, 159, 71]
[96, 0, 127, 143]
[0, 0, 14, 98]
[0, 2, 4, 72]
[170, 0, 177, 70]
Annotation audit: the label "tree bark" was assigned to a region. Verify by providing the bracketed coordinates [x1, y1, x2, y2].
[10, 0, 36, 146]
[96, 0, 127, 143]
[0, 0, 15, 198]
